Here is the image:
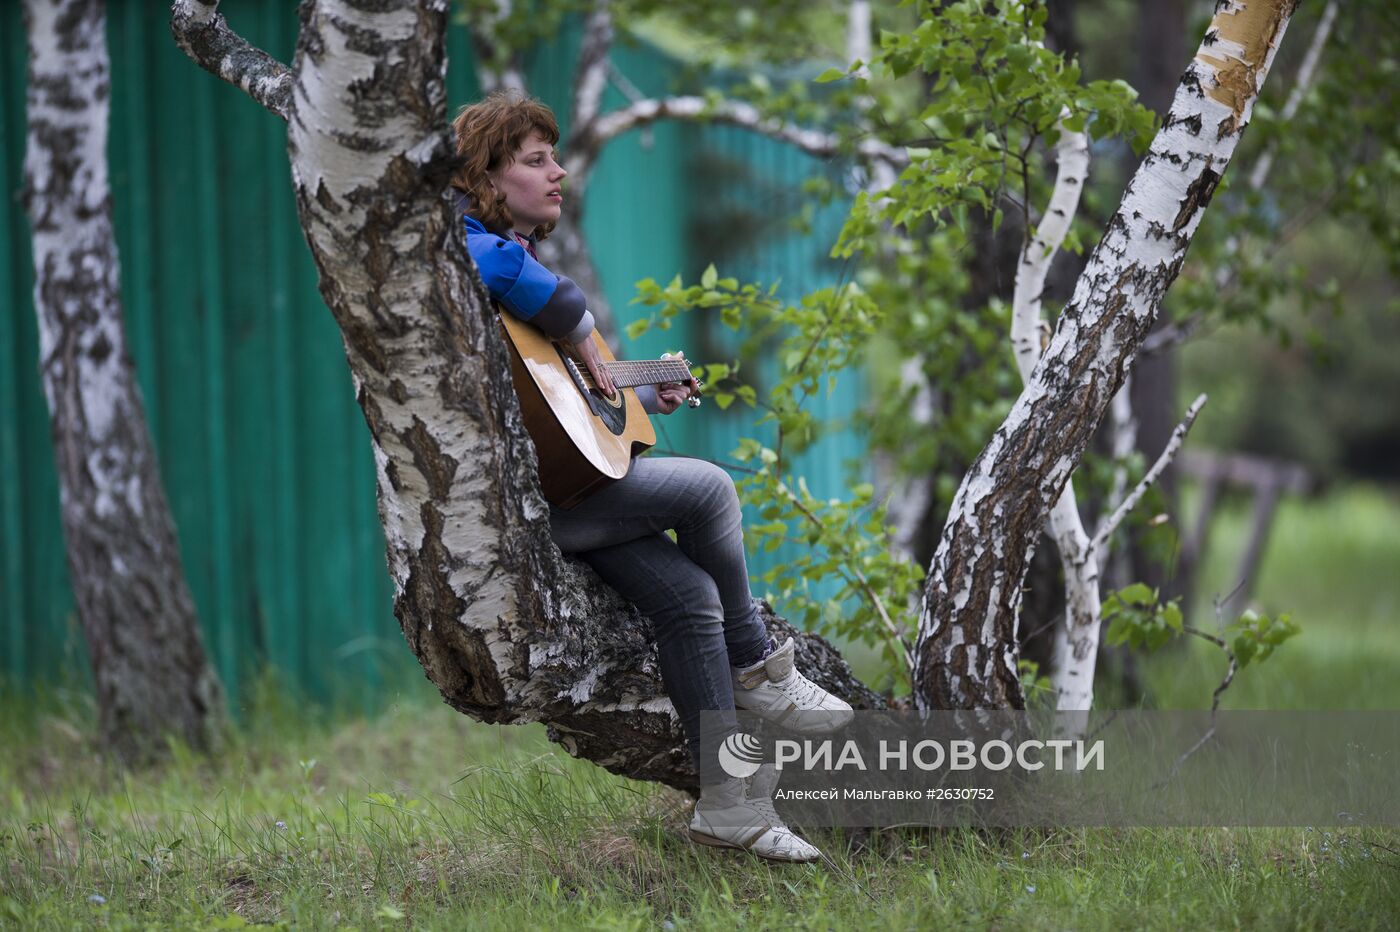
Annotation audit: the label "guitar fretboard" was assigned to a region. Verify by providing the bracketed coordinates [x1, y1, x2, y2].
[581, 359, 694, 389]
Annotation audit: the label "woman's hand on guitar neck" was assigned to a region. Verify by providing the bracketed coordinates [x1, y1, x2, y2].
[654, 351, 700, 415]
[573, 335, 616, 399]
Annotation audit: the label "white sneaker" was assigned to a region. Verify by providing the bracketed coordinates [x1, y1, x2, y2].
[688, 772, 821, 863]
[731, 638, 854, 734]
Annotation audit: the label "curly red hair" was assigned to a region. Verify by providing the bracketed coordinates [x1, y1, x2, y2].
[451, 90, 561, 241]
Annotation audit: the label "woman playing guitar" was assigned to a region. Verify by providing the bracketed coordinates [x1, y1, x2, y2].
[451, 90, 851, 862]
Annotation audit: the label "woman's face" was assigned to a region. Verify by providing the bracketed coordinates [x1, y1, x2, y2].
[489, 132, 566, 236]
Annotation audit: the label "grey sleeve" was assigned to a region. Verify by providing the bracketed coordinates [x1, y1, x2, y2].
[633, 385, 661, 414]
[562, 309, 596, 346]
[531, 274, 593, 342]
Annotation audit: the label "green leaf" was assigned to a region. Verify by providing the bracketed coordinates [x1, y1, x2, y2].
[815, 67, 847, 83]
[1162, 601, 1183, 633]
[1233, 636, 1258, 668]
[1117, 583, 1155, 607]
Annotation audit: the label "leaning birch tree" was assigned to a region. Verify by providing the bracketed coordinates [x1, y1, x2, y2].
[912, 0, 1300, 710]
[170, 0, 878, 791]
[24, 0, 224, 762]
[167, 0, 1299, 783]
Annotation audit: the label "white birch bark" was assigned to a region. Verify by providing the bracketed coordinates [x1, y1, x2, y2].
[25, 0, 224, 762]
[1143, 0, 1337, 355]
[912, 0, 1299, 711]
[1003, 117, 1105, 712]
[172, 0, 878, 791]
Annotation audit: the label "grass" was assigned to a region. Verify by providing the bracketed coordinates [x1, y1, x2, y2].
[1140, 482, 1400, 710]
[3, 690, 1398, 930]
[2, 484, 1399, 929]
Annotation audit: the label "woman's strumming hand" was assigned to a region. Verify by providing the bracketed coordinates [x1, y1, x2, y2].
[573, 335, 615, 398]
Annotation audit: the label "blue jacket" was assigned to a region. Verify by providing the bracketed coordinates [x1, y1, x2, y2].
[462, 212, 660, 413]
[463, 214, 596, 345]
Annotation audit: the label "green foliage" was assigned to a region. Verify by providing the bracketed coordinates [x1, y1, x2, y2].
[820, 2, 1155, 567]
[1017, 658, 1055, 711]
[1103, 583, 1300, 681]
[831, 0, 1152, 259]
[1229, 609, 1300, 669]
[631, 271, 924, 684]
[456, 0, 594, 74]
[1103, 584, 1184, 653]
[1132, 483, 1400, 711]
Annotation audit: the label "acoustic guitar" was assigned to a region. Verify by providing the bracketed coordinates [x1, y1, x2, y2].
[497, 306, 701, 509]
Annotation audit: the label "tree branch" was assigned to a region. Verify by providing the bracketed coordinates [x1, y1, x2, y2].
[169, 0, 293, 120]
[570, 0, 613, 138]
[1093, 393, 1207, 554]
[589, 96, 908, 172]
[1010, 115, 1089, 381]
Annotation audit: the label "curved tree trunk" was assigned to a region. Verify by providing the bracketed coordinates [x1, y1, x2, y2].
[173, 0, 879, 792]
[24, 0, 224, 763]
[912, 0, 1300, 711]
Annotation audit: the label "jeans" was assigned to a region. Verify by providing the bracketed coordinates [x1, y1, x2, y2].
[548, 456, 770, 782]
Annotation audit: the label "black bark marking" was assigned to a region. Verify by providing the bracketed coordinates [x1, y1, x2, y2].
[1173, 168, 1220, 231]
[341, 314, 390, 374]
[315, 179, 339, 213]
[88, 330, 112, 363]
[1167, 112, 1202, 136]
[1178, 69, 1206, 99]
[402, 416, 458, 500]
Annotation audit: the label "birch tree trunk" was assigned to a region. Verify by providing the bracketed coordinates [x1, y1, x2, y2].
[172, 0, 878, 792]
[912, 0, 1300, 711]
[24, 0, 224, 763]
[1124, 0, 1188, 610]
[1006, 119, 1108, 711]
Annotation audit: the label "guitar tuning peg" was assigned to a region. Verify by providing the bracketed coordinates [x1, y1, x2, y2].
[687, 396, 702, 409]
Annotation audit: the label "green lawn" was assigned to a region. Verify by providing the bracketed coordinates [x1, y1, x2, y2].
[2, 484, 1398, 929]
[3, 692, 1398, 930]
[1143, 482, 1400, 710]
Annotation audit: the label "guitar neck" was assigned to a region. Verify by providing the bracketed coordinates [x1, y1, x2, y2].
[593, 359, 693, 389]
